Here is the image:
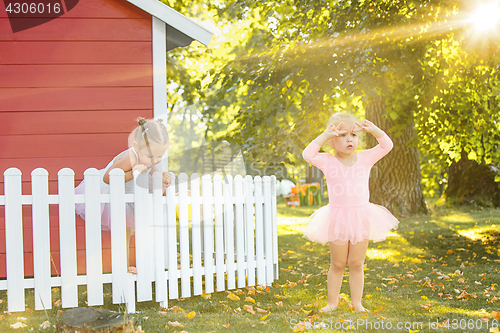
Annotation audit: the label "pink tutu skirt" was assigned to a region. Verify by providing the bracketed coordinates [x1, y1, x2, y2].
[303, 203, 399, 245]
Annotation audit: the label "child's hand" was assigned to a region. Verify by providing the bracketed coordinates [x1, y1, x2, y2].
[324, 122, 349, 138]
[133, 164, 148, 174]
[354, 119, 379, 134]
[162, 172, 172, 188]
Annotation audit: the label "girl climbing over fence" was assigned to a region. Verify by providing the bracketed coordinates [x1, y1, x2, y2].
[75, 117, 172, 273]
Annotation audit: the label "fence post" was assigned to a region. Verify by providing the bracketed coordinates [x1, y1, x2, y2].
[178, 173, 191, 298]
[234, 175, 245, 288]
[191, 173, 203, 296]
[134, 171, 153, 302]
[263, 176, 273, 286]
[254, 176, 265, 286]
[244, 175, 255, 287]
[152, 171, 167, 308]
[201, 174, 214, 294]
[31, 168, 52, 310]
[224, 175, 235, 290]
[83, 168, 104, 306]
[58, 168, 79, 308]
[109, 168, 130, 309]
[213, 174, 224, 292]
[271, 176, 279, 280]
[4, 168, 25, 312]
[166, 173, 178, 299]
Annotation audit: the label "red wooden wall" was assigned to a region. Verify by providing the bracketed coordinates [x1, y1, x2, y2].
[0, 0, 154, 277]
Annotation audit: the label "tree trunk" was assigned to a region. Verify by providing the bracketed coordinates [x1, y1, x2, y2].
[365, 96, 427, 216]
[445, 150, 500, 207]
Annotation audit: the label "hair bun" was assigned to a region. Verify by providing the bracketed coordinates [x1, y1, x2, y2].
[137, 117, 147, 126]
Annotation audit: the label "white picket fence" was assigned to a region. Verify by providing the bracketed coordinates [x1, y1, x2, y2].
[0, 168, 278, 313]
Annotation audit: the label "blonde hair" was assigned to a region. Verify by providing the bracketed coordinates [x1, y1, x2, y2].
[134, 117, 169, 149]
[327, 112, 358, 127]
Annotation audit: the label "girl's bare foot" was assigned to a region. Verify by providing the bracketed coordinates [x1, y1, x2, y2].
[352, 304, 368, 313]
[128, 266, 137, 274]
[320, 303, 338, 312]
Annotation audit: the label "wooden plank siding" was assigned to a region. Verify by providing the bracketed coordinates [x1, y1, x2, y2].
[0, 0, 154, 277]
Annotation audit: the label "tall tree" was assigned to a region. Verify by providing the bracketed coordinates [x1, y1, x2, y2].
[211, 0, 464, 215]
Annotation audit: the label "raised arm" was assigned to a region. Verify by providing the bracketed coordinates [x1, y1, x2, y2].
[354, 119, 394, 165]
[303, 122, 348, 171]
[363, 133, 394, 165]
[302, 142, 329, 172]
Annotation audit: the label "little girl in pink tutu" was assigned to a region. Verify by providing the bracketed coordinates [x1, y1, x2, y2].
[302, 112, 399, 312]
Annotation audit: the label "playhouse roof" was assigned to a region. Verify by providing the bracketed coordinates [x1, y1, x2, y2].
[126, 0, 213, 50]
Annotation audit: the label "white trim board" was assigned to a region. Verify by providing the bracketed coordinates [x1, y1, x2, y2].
[152, 17, 169, 171]
[126, 0, 213, 49]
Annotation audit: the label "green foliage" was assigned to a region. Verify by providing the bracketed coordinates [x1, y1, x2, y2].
[161, 0, 500, 190]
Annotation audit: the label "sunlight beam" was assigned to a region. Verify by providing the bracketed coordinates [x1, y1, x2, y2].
[470, 2, 500, 32]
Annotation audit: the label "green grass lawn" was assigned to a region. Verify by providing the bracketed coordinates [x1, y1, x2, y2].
[1, 199, 500, 332]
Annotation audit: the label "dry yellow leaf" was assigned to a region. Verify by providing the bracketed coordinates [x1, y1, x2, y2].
[171, 306, 185, 313]
[185, 311, 196, 319]
[227, 293, 240, 301]
[245, 296, 255, 303]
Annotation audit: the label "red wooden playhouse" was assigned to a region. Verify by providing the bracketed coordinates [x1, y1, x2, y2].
[0, 0, 213, 277]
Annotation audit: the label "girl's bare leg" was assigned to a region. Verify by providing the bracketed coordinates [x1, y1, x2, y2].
[321, 242, 349, 311]
[347, 239, 369, 312]
[126, 229, 137, 274]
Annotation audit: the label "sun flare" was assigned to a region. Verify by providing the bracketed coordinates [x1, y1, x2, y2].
[470, 2, 500, 31]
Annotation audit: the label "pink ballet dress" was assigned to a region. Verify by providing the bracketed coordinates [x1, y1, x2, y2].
[74, 148, 150, 230]
[302, 133, 399, 245]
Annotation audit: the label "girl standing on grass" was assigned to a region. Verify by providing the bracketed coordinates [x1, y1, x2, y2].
[302, 112, 399, 312]
[75, 117, 172, 273]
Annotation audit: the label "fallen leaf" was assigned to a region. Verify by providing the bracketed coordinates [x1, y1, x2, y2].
[168, 321, 184, 327]
[40, 321, 50, 329]
[276, 301, 284, 307]
[185, 311, 196, 319]
[260, 314, 269, 321]
[171, 306, 185, 313]
[227, 293, 240, 301]
[10, 322, 27, 329]
[245, 296, 255, 303]
[243, 304, 255, 315]
[135, 326, 144, 333]
[54, 299, 62, 307]
[492, 311, 500, 320]
[223, 323, 230, 328]
[256, 307, 267, 314]
[201, 293, 211, 299]
[247, 287, 257, 295]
